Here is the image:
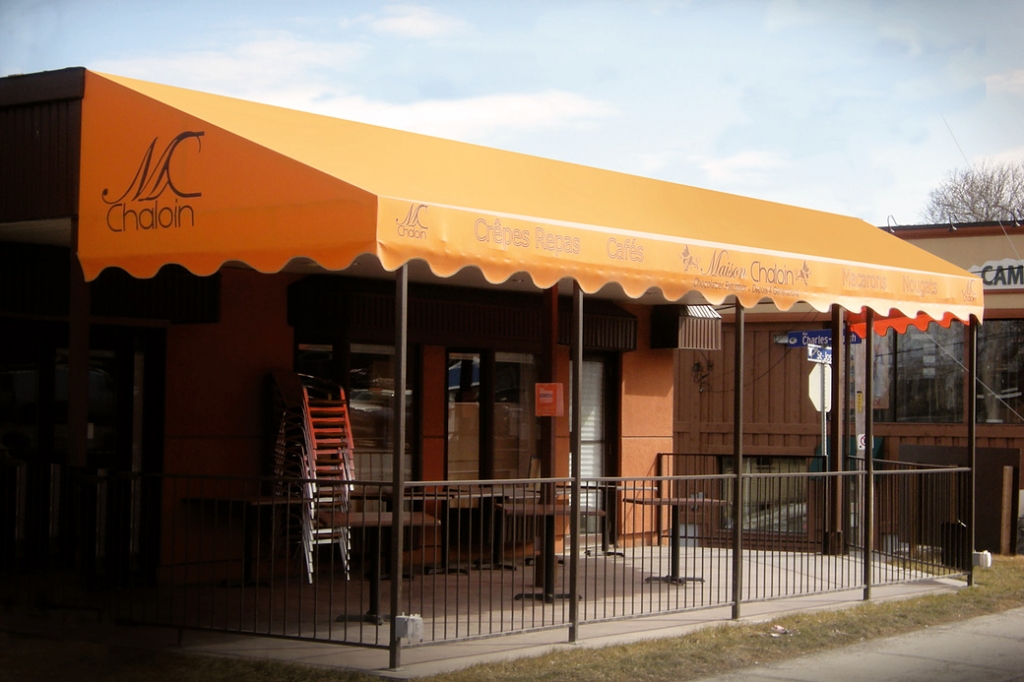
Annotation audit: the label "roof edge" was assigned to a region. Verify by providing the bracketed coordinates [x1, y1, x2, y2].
[0, 67, 86, 108]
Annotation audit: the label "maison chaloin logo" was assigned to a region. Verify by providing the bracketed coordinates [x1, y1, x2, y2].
[103, 131, 205, 233]
[679, 245, 701, 272]
[680, 245, 811, 286]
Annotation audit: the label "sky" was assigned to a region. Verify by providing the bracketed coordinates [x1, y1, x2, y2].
[2, 0, 1023, 227]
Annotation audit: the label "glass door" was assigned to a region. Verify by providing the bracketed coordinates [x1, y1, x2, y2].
[349, 344, 414, 482]
[579, 359, 606, 531]
[493, 352, 538, 480]
[446, 351, 539, 481]
[447, 352, 481, 481]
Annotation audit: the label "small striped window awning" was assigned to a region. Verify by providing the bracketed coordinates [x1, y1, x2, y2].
[651, 305, 722, 350]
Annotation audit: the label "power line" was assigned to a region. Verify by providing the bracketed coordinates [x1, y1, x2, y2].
[941, 114, 971, 168]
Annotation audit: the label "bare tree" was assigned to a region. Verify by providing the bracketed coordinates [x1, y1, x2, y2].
[922, 160, 1024, 223]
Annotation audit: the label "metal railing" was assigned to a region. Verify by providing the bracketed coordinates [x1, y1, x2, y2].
[0, 457, 971, 652]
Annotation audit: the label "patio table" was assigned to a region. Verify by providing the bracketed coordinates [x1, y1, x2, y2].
[622, 496, 725, 584]
[412, 488, 521, 574]
[181, 494, 292, 587]
[496, 502, 604, 602]
[332, 510, 438, 625]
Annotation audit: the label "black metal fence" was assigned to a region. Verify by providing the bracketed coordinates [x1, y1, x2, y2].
[0, 457, 971, 653]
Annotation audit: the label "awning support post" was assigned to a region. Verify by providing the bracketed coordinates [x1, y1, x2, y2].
[568, 282, 583, 642]
[863, 309, 874, 601]
[541, 286, 559, 484]
[826, 306, 845, 555]
[388, 264, 408, 671]
[967, 316, 978, 585]
[69, 248, 98, 586]
[731, 300, 745, 620]
[68, 248, 90, 470]
[843, 313, 854, 547]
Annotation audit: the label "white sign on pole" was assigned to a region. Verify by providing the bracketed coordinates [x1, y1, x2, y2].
[808, 364, 832, 413]
[806, 343, 832, 365]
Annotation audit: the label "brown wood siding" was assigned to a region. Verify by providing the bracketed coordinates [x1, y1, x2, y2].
[675, 318, 1024, 489]
[676, 321, 836, 457]
[0, 78, 83, 222]
[879, 426, 1024, 486]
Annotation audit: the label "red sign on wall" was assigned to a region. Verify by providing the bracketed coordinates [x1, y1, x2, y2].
[535, 383, 564, 417]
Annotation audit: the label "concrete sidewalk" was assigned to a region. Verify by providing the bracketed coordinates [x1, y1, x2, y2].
[689, 605, 1024, 682]
[1, 578, 970, 678]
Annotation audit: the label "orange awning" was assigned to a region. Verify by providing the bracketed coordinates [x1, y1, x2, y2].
[77, 71, 984, 322]
[847, 311, 961, 338]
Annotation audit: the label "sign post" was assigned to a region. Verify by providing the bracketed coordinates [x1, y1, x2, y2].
[807, 344, 832, 462]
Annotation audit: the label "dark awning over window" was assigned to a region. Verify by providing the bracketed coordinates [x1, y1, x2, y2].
[651, 304, 722, 350]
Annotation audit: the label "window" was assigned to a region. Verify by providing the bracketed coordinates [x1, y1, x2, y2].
[446, 351, 539, 481]
[493, 353, 538, 480]
[349, 344, 413, 482]
[294, 342, 415, 482]
[54, 349, 120, 467]
[874, 322, 964, 423]
[0, 365, 38, 458]
[976, 319, 1024, 425]
[720, 457, 809, 534]
[447, 352, 481, 481]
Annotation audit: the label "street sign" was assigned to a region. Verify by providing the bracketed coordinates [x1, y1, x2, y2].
[808, 364, 832, 413]
[786, 330, 861, 348]
[806, 343, 832, 365]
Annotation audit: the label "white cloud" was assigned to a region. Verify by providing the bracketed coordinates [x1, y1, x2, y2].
[875, 22, 924, 59]
[980, 145, 1024, 166]
[986, 69, 1024, 95]
[307, 90, 616, 141]
[698, 151, 788, 186]
[370, 5, 469, 38]
[91, 33, 365, 101]
[93, 34, 615, 142]
[634, 152, 677, 176]
[763, 0, 816, 32]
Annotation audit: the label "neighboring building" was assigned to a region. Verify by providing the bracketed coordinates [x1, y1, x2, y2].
[895, 221, 1024, 553]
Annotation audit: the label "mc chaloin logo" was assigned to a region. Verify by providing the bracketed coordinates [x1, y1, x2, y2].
[396, 203, 430, 239]
[103, 131, 205, 233]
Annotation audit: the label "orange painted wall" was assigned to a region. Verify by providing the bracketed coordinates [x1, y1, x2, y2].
[163, 269, 298, 477]
[421, 345, 447, 482]
[618, 304, 674, 477]
[549, 306, 674, 480]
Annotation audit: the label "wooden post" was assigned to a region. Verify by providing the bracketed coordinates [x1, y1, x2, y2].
[1001, 465, 1014, 556]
